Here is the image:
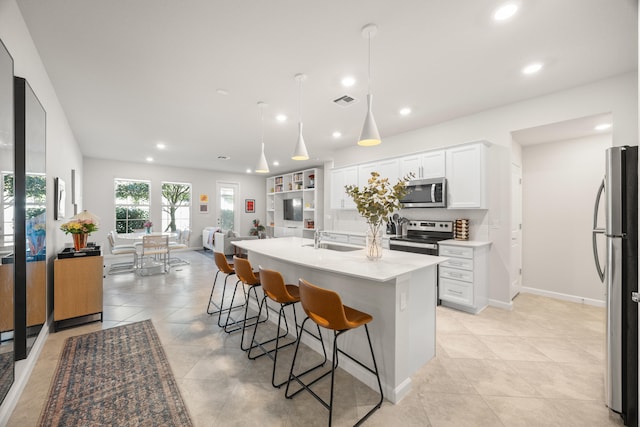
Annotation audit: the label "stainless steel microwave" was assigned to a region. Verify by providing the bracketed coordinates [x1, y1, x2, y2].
[400, 178, 447, 208]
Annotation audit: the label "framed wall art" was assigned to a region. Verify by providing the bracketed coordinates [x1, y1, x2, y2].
[54, 177, 65, 220]
[245, 199, 255, 213]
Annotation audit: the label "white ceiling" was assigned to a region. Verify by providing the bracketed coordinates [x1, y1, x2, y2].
[15, 0, 638, 174]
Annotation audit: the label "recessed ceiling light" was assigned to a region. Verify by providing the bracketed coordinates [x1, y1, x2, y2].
[399, 107, 412, 116]
[341, 76, 355, 87]
[216, 88, 229, 95]
[276, 114, 287, 122]
[246, 168, 252, 173]
[522, 62, 543, 75]
[217, 155, 230, 160]
[272, 161, 279, 166]
[332, 131, 342, 138]
[156, 143, 166, 149]
[595, 123, 612, 131]
[493, 3, 518, 21]
[146, 157, 154, 162]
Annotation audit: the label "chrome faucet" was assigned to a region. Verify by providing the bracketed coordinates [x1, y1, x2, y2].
[314, 229, 322, 249]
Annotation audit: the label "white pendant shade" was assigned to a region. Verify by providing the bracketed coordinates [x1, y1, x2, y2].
[255, 142, 269, 173]
[292, 122, 309, 160]
[358, 93, 381, 146]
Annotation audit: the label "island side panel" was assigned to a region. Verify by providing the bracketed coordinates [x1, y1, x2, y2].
[247, 251, 436, 403]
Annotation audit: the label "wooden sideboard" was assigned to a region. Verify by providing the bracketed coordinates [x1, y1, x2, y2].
[0, 261, 46, 332]
[53, 256, 103, 329]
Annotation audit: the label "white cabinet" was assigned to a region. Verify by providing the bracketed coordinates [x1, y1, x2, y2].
[358, 159, 401, 187]
[445, 143, 487, 209]
[267, 168, 322, 238]
[400, 150, 445, 179]
[438, 242, 490, 314]
[330, 167, 358, 210]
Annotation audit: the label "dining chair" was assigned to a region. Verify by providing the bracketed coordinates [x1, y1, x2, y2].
[169, 228, 191, 266]
[138, 234, 169, 275]
[106, 231, 138, 274]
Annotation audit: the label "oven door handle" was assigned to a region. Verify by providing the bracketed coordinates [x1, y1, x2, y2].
[389, 240, 438, 250]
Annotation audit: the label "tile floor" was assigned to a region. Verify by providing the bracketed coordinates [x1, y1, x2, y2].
[7, 250, 626, 426]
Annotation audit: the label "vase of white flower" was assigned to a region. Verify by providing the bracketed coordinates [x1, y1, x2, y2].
[345, 171, 413, 260]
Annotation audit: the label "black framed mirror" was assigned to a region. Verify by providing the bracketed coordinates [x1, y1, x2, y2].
[0, 39, 15, 404]
[14, 76, 46, 361]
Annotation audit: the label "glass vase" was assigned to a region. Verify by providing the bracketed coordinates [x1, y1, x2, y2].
[365, 227, 383, 261]
[72, 233, 88, 251]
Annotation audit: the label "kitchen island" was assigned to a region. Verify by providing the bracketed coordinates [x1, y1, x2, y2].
[233, 236, 447, 403]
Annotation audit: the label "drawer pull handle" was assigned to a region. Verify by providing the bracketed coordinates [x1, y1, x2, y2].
[449, 289, 463, 295]
[450, 261, 463, 266]
[449, 272, 463, 278]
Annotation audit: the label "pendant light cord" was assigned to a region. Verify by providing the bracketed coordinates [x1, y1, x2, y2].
[367, 30, 372, 94]
[298, 77, 302, 123]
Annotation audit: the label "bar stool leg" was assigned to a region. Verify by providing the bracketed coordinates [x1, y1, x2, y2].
[247, 298, 299, 387]
[286, 323, 384, 427]
[285, 317, 330, 399]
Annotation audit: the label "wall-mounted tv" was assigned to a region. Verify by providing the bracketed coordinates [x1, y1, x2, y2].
[283, 198, 302, 221]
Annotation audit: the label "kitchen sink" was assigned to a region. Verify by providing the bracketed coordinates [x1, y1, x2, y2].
[303, 243, 362, 252]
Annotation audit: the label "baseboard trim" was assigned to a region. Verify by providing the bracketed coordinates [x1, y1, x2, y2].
[488, 299, 513, 311]
[521, 287, 605, 308]
[0, 317, 50, 425]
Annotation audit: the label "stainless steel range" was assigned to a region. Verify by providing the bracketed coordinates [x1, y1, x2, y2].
[389, 220, 453, 255]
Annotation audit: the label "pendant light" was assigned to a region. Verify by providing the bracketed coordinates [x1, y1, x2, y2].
[292, 73, 309, 160]
[255, 101, 270, 173]
[358, 23, 381, 147]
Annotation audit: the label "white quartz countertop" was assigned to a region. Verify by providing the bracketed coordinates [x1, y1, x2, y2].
[439, 239, 492, 248]
[233, 237, 447, 282]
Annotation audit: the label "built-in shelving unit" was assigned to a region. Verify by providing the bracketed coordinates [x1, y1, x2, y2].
[266, 168, 323, 238]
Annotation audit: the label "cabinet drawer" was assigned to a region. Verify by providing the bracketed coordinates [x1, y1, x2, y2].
[439, 277, 473, 306]
[441, 257, 473, 271]
[439, 245, 473, 259]
[439, 266, 473, 283]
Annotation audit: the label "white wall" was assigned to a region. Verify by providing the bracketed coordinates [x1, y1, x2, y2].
[522, 134, 611, 305]
[327, 72, 637, 309]
[0, 0, 85, 421]
[83, 158, 266, 249]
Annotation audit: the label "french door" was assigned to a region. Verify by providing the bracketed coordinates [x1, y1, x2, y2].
[215, 181, 240, 232]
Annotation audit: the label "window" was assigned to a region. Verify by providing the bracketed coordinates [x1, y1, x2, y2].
[114, 179, 150, 233]
[161, 182, 191, 232]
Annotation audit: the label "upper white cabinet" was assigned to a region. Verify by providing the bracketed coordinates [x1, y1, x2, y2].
[330, 166, 358, 210]
[399, 150, 445, 179]
[357, 159, 400, 187]
[445, 143, 487, 209]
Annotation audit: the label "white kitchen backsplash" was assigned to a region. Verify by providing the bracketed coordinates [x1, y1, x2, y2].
[328, 208, 489, 241]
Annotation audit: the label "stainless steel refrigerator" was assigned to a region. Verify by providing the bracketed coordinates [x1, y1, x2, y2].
[592, 145, 638, 426]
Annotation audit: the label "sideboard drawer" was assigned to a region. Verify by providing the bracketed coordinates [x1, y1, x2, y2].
[441, 257, 473, 271]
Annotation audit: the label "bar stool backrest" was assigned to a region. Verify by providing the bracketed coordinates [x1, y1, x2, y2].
[298, 278, 350, 330]
[214, 251, 234, 274]
[233, 256, 259, 285]
[259, 267, 297, 303]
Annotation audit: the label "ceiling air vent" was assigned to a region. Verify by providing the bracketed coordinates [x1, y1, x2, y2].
[333, 94, 358, 107]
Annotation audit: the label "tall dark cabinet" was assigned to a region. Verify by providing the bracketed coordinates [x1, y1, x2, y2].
[14, 77, 46, 361]
[0, 40, 15, 404]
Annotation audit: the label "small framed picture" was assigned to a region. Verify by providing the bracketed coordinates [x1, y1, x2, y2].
[54, 177, 66, 220]
[245, 199, 255, 213]
[199, 203, 209, 214]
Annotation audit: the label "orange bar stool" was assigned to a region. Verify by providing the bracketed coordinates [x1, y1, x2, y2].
[285, 279, 384, 427]
[207, 252, 245, 327]
[248, 267, 327, 388]
[223, 256, 268, 350]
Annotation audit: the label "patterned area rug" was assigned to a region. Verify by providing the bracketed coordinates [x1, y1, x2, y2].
[39, 320, 192, 426]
